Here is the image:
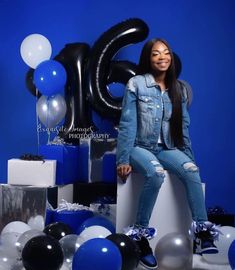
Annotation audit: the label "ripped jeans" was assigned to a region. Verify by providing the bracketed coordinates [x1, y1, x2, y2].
[129, 145, 208, 227]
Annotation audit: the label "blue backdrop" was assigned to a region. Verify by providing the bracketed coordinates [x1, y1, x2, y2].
[0, 0, 235, 213]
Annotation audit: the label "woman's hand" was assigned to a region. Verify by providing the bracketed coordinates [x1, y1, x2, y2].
[117, 164, 132, 181]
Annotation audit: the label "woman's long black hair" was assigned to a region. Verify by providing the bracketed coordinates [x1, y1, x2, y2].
[138, 38, 184, 147]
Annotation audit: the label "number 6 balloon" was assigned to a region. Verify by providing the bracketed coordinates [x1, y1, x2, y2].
[86, 18, 149, 121]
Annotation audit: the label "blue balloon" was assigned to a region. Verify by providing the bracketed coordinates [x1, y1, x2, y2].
[77, 216, 116, 235]
[34, 60, 67, 96]
[228, 240, 235, 269]
[72, 238, 122, 270]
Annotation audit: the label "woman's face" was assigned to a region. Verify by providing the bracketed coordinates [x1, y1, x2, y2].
[150, 41, 171, 73]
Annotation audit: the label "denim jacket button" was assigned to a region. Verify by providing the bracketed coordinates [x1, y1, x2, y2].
[157, 105, 160, 108]
[156, 118, 159, 121]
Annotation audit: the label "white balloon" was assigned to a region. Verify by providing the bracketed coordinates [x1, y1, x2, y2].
[203, 226, 235, 264]
[1, 221, 31, 235]
[0, 231, 20, 247]
[79, 225, 111, 243]
[27, 215, 44, 231]
[0, 232, 21, 258]
[20, 33, 52, 68]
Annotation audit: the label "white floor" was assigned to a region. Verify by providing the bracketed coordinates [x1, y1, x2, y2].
[135, 255, 231, 270]
[192, 254, 231, 270]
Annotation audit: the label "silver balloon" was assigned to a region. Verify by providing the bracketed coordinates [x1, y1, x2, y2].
[36, 94, 67, 128]
[155, 232, 193, 270]
[16, 229, 45, 255]
[59, 234, 82, 268]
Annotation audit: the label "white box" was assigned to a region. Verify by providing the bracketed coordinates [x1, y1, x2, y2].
[8, 159, 56, 186]
[116, 171, 205, 250]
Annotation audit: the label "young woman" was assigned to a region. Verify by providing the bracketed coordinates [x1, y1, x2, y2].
[116, 38, 220, 269]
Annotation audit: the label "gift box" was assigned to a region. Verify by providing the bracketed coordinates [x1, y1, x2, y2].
[102, 153, 117, 183]
[39, 144, 89, 185]
[53, 209, 94, 233]
[73, 182, 117, 206]
[207, 206, 235, 226]
[0, 184, 47, 232]
[90, 138, 117, 182]
[208, 214, 235, 226]
[8, 159, 56, 186]
[47, 184, 74, 209]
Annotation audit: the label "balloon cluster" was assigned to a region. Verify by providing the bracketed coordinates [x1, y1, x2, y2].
[22, 18, 149, 142]
[2, 216, 235, 269]
[20, 34, 67, 131]
[0, 214, 140, 270]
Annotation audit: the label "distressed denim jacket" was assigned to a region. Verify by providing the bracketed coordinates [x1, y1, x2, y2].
[116, 73, 195, 165]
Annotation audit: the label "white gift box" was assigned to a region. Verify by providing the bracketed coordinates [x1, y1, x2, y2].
[8, 159, 56, 186]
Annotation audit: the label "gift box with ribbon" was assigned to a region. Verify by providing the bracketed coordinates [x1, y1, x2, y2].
[8, 155, 56, 186]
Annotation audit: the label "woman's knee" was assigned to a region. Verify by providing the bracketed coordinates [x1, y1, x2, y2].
[145, 161, 165, 189]
[182, 161, 199, 172]
[180, 161, 202, 183]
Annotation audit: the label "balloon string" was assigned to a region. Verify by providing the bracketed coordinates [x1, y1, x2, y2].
[46, 97, 50, 144]
[36, 88, 40, 154]
[47, 130, 51, 145]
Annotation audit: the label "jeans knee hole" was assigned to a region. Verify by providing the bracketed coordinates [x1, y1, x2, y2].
[183, 162, 198, 172]
[150, 160, 165, 177]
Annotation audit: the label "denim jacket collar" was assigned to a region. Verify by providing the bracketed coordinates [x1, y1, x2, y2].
[144, 73, 158, 88]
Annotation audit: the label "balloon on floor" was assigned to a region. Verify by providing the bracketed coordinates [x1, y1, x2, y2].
[72, 238, 122, 270]
[155, 232, 193, 270]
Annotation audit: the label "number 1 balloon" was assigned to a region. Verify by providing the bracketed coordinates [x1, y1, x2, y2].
[54, 43, 95, 142]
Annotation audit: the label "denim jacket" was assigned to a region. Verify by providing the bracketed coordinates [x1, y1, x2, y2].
[116, 73, 195, 165]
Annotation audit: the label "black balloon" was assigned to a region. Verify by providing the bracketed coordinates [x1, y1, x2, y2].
[22, 235, 63, 270]
[54, 43, 94, 144]
[178, 79, 193, 108]
[25, 68, 41, 97]
[43, 221, 73, 240]
[87, 18, 149, 121]
[107, 60, 139, 86]
[107, 233, 140, 270]
[173, 52, 182, 79]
